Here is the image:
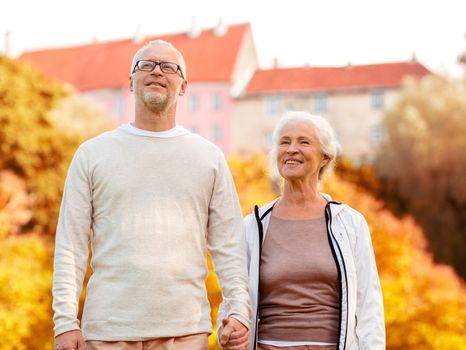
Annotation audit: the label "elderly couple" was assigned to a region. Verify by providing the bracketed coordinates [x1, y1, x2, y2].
[53, 41, 385, 350]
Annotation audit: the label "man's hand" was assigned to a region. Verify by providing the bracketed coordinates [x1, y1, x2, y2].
[54, 330, 85, 350]
[218, 317, 249, 350]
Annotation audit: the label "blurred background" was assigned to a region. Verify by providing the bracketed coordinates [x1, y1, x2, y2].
[1, 1, 465, 349]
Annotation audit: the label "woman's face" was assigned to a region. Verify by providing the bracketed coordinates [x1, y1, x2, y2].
[276, 121, 329, 182]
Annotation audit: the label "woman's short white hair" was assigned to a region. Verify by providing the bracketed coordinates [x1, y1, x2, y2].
[270, 111, 341, 180]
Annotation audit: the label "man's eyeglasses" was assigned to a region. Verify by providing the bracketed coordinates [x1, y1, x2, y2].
[132, 60, 184, 79]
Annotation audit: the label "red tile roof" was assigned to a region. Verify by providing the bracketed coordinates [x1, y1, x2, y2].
[246, 62, 431, 95]
[18, 23, 250, 91]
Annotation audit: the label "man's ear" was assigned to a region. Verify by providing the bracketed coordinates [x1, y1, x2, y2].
[129, 76, 134, 92]
[179, 79, 188, 96]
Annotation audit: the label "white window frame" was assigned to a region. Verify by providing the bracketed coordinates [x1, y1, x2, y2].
[370, 90, 384, 110]
[188, 95, 200, 113]
[265, 96, 281, 116]
[314, 93, 328, 113]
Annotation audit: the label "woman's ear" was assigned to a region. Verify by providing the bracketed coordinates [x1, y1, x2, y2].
[321, 155, 330, 167]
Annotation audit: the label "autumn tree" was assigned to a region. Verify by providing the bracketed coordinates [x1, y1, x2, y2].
[0, 169, 54, 349]
[50, 94, 115, 140]
[374, 75, 466, 278]
[228, 153, 278, 215]
[205, 153, 466, 350]
[0, 55, 115, 349]
[323, 174, 466, 350]
[0, 56, 70, 349]
[0, 55, 77, 234]
[0, 171, 32, 238]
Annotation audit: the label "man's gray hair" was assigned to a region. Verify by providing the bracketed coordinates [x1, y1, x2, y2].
[270, 111, 341, 180]
[130, 40, 187, 79]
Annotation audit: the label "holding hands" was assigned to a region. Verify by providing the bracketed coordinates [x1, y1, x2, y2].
[54, 330, 85, 350]
[219, 317, 249, 350]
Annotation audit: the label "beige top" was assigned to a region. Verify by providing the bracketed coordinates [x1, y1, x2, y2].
[52, 126, 250, 340]
[258, 215, 340, 342]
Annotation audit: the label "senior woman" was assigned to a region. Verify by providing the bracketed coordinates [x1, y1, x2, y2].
[218, 111, 385, 350]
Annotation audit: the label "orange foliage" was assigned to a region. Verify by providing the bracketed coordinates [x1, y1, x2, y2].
[0, 56, 113, 350]
[323, 174, 466, 349]
[206, 255, 223, 349]
[206, 154, 466, 350]
[0, 171, 32, 238]
[227, 153, 278, 215]
[0, 234, 54, 350]
[375, 76, 466, 278]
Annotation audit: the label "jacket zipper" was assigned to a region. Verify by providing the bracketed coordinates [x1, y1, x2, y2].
[253, 205, 262, 350]
[325, 202, 348, 350]
[252, 205, 273, 350]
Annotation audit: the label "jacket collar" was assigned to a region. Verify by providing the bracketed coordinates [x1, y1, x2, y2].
[253, 193, 345, 220]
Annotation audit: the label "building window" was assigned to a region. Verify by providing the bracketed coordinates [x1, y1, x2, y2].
[265, 130, 274, 147]
[314, 93, 328, 113]
[211, 94, 222, 112]
[211, 125, 222, 142]
[265, 96, 281, 116]
[286, 103, 295, 111]
[370, 90, 384, 110]
[371, 124, 383, 145]
[115, 96, 125, 120]
[188, 95, 200, 113]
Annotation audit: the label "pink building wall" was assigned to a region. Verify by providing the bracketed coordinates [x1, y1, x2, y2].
[177, 83, 232, 154]
[88, 83, 234, 154]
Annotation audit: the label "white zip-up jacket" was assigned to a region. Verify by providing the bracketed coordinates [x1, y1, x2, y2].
[219, 195, 385, 350]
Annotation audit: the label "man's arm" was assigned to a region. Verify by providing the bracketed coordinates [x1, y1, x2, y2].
[53, 146, 93, 337]
[206, 153, 251, 330]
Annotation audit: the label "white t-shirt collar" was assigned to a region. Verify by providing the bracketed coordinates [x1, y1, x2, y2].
[120, 123, 189, 138]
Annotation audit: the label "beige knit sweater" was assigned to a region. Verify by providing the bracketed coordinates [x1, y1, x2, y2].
[52, 127, 250, 340]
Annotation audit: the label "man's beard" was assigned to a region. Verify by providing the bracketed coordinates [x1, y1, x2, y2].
[142, 90, 171, 112]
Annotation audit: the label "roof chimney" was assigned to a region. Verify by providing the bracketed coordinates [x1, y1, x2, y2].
[133, 24, 144, 44]
[411, 51, 417, 63]
[188, 17, 201, 38]
[213, 17, 228, 36]
[3, 31, 11, 56]
[273, 57, 279, 68]
[458, 33, 466, 67]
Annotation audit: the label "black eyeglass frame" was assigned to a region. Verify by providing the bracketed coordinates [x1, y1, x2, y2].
[132, 60, 185, 79]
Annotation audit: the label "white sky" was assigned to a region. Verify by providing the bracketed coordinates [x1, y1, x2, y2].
[1, 0, 465, 77]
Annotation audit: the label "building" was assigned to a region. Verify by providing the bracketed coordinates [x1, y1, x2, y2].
[19, 23, 431, 160]
[233, 60, 430, 161]
[18, 22, 258, 154]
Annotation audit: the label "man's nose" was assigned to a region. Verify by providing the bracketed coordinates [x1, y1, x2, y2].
[151, 64, 164, 75]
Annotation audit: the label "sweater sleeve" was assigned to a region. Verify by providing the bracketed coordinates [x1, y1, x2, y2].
[354, 212, 386, 349]
[206, 153, 251, 328]
[52, 146, 93, 337]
